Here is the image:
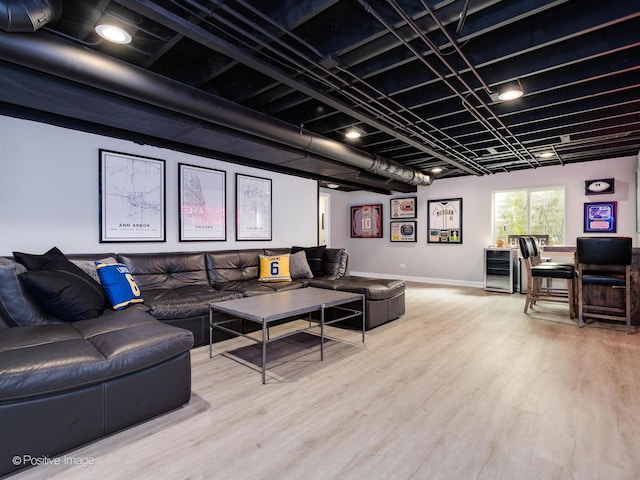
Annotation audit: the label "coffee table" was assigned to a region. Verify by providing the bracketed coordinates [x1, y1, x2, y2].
[209, 287, 365, 383]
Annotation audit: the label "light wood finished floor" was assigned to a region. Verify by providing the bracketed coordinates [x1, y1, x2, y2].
[10, 283, 640, 480]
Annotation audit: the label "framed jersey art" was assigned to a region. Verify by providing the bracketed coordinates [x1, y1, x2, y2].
[427, 198, 462, 244]
[350, 204, 383, 238]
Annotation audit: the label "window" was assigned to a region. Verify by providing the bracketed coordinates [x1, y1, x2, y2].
[493, 186, 565, 246]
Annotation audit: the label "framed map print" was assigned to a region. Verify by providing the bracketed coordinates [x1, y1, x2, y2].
[179, 163, 226, 241]
[235, 173, 272, 241]
[427, 198, 462, 244]
[99, 150, 166, 242]
[351, 204, 383, 238]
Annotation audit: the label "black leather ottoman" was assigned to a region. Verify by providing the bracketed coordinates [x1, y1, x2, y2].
[309, 276, 405, 329]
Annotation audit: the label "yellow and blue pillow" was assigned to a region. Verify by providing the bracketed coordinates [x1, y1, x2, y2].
[95, 262, 144, 310]
[258, 254, 291, 282]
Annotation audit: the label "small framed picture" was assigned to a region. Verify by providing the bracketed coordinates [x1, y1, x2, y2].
[350, 204, 383, 238]
[390, 197, 416, 219]
[585, 178, 614, 195]
[390, 221, 417, 242]
[584, 201, 616, 233]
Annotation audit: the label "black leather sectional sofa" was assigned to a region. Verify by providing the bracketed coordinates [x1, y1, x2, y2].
[0, 246, 404, 476]
[115, 247, 405, 345]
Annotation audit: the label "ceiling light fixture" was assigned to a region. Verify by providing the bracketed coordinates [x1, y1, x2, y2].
[431, 167, 444, 173]
[497, 86, 523, 101]
[95, 24, 132, 44]
[344, 129, 362, 139]
[537, 151, 555, 158]
[326, 183, 340, 189]
[495, 79, 524, 101]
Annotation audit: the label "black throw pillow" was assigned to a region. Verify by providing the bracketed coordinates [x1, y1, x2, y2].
[13, 246, 67, 271]
[291, 245, 327, 277]
[19, 267, 106, 322]
[17, 253, 107, 322]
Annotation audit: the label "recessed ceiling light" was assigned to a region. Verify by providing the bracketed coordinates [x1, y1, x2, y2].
[326, 183, 340, 189]
[345, 129, 362, 139]
[497, 87, 523, 101]
[95, 24, 132, 44]
[431, 167, 444, 173]
[538, 151, 555, 158]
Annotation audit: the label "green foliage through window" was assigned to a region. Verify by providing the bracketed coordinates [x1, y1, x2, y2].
[493, 187, 565, 245]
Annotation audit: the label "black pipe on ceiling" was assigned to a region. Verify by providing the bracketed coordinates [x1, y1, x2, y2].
[0, 30, 432, 187]
[0, 0, 62, 32]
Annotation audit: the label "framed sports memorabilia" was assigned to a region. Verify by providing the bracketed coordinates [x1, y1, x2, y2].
[584, 178, 614, 195]
[99, 150, 166, 243]
[179, 163, 226, 241]
[584, 201, 616, 233]
[427, 198, 462, 244]
[350, 204, 383, 238]
[390, 197, 416, 219]
[390, 221, 417, 242]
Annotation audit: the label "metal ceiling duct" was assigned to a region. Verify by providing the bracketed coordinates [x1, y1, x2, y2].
[0, 31, 432, 188]
[0, 0, 62, 32]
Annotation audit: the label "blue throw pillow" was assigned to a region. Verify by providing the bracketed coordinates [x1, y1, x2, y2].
[95, 262, 144, 310]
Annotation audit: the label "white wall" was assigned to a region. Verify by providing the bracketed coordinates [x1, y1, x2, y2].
[336, 157, 637, 287]
[2, 115, 636, 289]
[0, 116, 318, 255]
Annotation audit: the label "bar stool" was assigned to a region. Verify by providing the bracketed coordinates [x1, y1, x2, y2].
[524, 237, 573, 268]
[576, 236, 632, 334]
[519, 237, 576, 318]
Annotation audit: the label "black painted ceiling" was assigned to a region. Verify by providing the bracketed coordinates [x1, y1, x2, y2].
[0, 0, 638, 193]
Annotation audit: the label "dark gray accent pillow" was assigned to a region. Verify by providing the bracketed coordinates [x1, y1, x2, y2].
[289, 251, 314, 279]
[71, 257, 117, 284]
[0, 263, 59, 327]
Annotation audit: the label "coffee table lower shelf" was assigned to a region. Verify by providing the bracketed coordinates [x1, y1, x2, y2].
[209, 288, 365, 383]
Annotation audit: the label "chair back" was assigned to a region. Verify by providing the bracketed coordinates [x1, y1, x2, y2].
[526, 237, 539, 257]
[518, 237, 531, 260]
[519, 236, 542, 265]
[576, 237, 632, 265]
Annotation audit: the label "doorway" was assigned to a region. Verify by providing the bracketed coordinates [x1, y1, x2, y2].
[319, 192, 330, 246]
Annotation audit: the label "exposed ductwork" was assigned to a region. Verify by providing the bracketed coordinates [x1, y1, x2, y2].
[0, 31, 432, 188]
[0, 0, 62, 33]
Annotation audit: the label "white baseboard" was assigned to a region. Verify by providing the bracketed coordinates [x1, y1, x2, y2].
[348, 271, 484, 289]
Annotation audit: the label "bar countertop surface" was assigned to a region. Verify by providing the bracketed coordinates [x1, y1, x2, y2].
[544, 245, 640, 253]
